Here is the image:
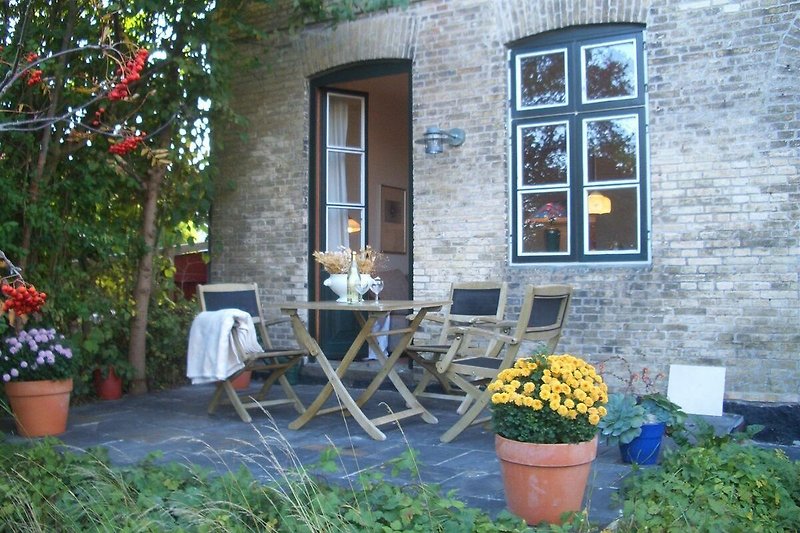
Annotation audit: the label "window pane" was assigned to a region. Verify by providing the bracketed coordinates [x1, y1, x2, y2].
[327, 94, 363, 149]
[586, 187, 639, 252]
[327, 207, 364, 251]
[521, 192, 569, 254]
[585, 116, 638, 182]
[517, 50, 567, 109]
[327, 151, 363, 204]
[520, 122, 568, 186]
[583, 40, 636, 102]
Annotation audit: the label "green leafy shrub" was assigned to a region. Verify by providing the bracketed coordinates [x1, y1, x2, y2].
[617, 439, 800, 532]
[0, 437, 532, 532]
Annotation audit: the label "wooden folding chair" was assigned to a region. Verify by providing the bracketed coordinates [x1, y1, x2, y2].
[197, 283, 306, 422]
[405, 281, 508, 404]
[435, 284, 573, 442]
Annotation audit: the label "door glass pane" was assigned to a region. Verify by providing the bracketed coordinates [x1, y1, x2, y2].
[519, 122, 568, 186]
[327, 94, 363, 149]
[326, 151, 363, 204]
[583, 40, 637, 102]
[585, 187, 639, 252]
[520, 191, 569, 254]
[327, 207, 364, 251]
[585, 116, 638, 183]
[517, 49, 567, 109]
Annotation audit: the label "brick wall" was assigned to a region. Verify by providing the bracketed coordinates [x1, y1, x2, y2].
[212, 0, 800, 402]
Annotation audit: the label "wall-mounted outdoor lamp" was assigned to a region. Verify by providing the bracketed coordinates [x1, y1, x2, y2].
[415, 126, 466, 154]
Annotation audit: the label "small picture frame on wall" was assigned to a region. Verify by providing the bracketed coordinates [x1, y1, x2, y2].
[380, 185, 406, 254]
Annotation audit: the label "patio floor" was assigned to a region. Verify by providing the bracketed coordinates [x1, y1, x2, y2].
[1, 360, 758, 529]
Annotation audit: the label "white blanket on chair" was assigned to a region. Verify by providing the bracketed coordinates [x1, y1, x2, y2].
[186, 309, 264, 385]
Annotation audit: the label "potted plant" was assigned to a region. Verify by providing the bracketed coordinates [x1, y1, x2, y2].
[488, 353, 609, 525]
[80, 314, 133, 400]
[0, 252, 76, 437]
[598, 391, 686, 464]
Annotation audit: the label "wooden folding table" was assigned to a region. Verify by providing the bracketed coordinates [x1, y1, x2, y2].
[277, 299, 449, 441]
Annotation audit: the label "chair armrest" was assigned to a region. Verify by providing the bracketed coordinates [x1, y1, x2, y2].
[262, 316, 291, 328]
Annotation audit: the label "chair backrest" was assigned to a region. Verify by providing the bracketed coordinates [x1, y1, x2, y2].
[514, 284, 573, 353]
[197, 283, 273, 348]
[439, 281, 508, 354]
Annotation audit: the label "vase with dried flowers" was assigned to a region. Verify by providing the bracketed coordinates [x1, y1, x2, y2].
[489, 353, 608, 525]
[0, 250, 75, 437]
[313, 246, 381, 302]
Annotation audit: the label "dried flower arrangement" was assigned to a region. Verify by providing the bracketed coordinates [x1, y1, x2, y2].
[312, 246, 381, 275]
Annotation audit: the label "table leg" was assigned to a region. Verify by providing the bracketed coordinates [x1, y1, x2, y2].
[356, 309, 438, 425]
[285, 311, 388, 441]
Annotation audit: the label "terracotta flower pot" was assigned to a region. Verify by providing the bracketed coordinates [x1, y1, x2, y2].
[495, 434, 598, 525]
[4, 378, 73, 437]
[93, 366, 123, 400]
[231, 370, 252, 390]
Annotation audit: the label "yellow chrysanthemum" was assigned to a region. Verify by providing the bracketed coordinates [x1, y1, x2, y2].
[564, 398, 575, 409]
[557, 405, 569, 417]
[523, 396, 535, 407]
[588, 413, 600, 425]
[576, 402, 588, 414]
[531, 399, 543, 410]
[523, 382, 536, 395]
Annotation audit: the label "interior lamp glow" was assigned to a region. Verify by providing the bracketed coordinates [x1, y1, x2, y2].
[587, 192, 612, 215]
[347, 218, 361, 233]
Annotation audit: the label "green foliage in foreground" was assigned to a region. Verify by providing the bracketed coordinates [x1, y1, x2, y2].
[617, 436, 800, 532]
[0, 438, 530, 532]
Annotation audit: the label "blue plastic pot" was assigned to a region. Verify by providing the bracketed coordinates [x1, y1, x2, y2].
[619, 422, 666, 465]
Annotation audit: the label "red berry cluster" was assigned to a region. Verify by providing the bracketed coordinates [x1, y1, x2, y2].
[24, 52, 42, 86]
[108, 48, 149, 101]
[91, 107, 106, 127]
[108, 133, 145, 155]
[1, 283, 47, 316]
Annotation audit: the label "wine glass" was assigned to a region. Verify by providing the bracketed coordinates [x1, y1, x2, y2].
[356, 278, 371, 302]
[370, 277, 384, 303]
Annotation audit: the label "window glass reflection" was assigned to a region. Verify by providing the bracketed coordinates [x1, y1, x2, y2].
[585, 116, 638, 182]
[518, 50, 567, 108]
[583, 40, 636, 102]
[327, 151, 363, 204]
[520, 122, 568, 186]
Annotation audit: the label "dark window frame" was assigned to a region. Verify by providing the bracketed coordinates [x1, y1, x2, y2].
[509, 24, 649, 264]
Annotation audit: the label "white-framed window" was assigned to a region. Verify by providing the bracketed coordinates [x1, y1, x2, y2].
[510, 25, 649, 264]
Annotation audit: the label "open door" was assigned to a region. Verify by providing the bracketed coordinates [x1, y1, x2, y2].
[309, 62, 412, 357]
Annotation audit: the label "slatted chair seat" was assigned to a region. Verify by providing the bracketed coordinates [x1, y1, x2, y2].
[435, 284, 573, 443]
[196, 283, 307, 423]
[405, 281, 508, 404]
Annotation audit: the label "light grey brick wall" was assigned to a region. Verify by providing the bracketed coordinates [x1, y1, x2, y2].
[212, 0, 800, 402]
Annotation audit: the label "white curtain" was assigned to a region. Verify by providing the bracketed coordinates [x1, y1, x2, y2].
[326, 97, 349, 250]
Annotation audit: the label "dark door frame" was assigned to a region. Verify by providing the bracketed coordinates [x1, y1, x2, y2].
[308, 59, 413, 350]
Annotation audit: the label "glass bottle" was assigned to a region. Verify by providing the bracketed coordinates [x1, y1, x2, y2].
[346, 250, 360, 303]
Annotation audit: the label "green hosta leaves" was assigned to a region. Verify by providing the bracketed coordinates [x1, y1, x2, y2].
[597, 393, 645, 444]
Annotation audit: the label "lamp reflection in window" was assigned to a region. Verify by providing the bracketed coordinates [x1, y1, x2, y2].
[347, 218, 361, 233]
[587, 192, 611, 250]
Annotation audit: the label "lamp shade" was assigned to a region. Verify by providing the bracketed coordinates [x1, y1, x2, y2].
[587, 192, 611, 215]
[347, 218, 361, 233]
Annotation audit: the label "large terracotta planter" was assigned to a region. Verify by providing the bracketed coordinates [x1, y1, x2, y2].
[495, 434, 598, 525]
[5, 378, 73, 437]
